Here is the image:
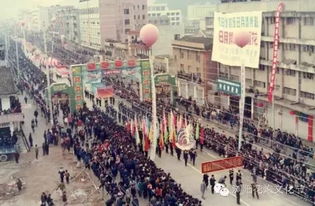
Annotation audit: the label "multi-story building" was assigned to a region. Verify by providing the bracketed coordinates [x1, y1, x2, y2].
[55, 7, 80, 44]
[215, 0, 315, 141]
[148, 3, 182, 26]
[172, 36, 217, 105]
[18, 9, 41, 33]
[78, 0, 101, 51]
[79, 0, 147, 51]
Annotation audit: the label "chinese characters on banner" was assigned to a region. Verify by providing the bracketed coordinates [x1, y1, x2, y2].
[71, 66, 84, 111]
[140, 60, 152, 102]
[201, 156, 243, 173]
[212, 11, 262, 68]
[268, 3, 285, 103]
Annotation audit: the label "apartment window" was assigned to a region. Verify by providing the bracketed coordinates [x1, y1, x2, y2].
[304, 17, 314, 25]
[125, 29, 130, 34]
[289, 44, 296, 51]
[270, 17, 275, 24]
[284, 87, 297, 96]
[134, 15, 136, 20]
[285, 69, 296, 76]
[286, 17, 295, 24]
[259, 65, 265, 71]
[196, 53, 200, 62]
[180, 51, 184, 58]
[124, 9, 129, 14]
[180, 64, 184, 70]
[303, 45, 315, 53]
[176, 12, 180, 15]
[142, 5, 145, 10]
[143, 15, 145, 20]
[300, 91, 315, 100]
[125, 19, 130, 25]
[167, 13, 170, 16]
[302, 72, 314, 80]
[254, 80, 266, 88]
[176, 17, 180, 20]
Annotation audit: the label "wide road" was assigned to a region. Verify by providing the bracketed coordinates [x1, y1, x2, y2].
[85, 95, 311, 206]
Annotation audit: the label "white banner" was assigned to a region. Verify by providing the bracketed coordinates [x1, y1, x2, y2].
[212, 11, 262, 68]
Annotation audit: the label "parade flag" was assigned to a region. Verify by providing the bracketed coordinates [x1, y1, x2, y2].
[195, 123, 200, 140]
[184, 115, 188, 127]
[200, 127, 205, 145]
[163, 110, 168, 142]
[159, 121, 164, 150]
[134, 116, 140, 145]
[130, 119, 134, 136]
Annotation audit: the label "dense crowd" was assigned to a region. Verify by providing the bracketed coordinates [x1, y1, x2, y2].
[103, 75, 315, 203]
[71, 106, 202, 206]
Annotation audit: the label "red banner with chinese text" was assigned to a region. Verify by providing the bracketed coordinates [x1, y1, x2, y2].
[268, 3, 285, 103]
[201, 156, 243, 173]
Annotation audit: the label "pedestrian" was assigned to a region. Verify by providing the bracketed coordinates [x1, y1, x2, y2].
[16, 178, 22, 191]
[203, 173, 209, 188]
[28, 133, 33, 147]
[14, 152, 20, 164]
[218, 176, 227, 186]
[236, 170, 242, 185]
[65, 170, 70, 184]
[42, 142, 46, 156]
[236, 183, 241, 205]
[200, 181, 206, 199]
[251, 182, 259, 199]
[183, 150, 189, 166]
[210, 175, 216, 194]
[40, 192, 47, 204]
[170, 144, 174, 156]
[62, 190, 67, 203]
[59, 167, 65, 183]
[252, 172, 257, 184]
[175, 147, 181, 160]
[229, 169, 234, 185]
[191, 149, 197, 166]
[24, 96, 28, 104]
[35, 144, 39, 159]
[31, 120, 35, 133]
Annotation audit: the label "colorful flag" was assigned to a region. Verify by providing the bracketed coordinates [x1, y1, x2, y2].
[134, 116, 140, 145]
[159, 121, 164, 150]
[200, 127, 205, 145]
[195, 123, 200, 140]
[163, 110, 168, 142]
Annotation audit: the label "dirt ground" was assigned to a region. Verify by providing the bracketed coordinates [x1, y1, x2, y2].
[0, 146, 104, 206]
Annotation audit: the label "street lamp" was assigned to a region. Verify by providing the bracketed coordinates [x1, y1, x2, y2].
[43, 28, 54, 125]
[140, 24, 159, 160]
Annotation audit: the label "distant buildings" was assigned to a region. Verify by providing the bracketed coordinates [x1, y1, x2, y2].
[148, 3, 182, 26]
[78, 0, 147, 51]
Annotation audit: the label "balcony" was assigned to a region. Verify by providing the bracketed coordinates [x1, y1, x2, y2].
[177, 71, 202, 84]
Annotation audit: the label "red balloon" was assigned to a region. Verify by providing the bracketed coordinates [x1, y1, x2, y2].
[115, 60, 123, 68]
[101, 61, 110, 69]
[87, 63, 96, 71]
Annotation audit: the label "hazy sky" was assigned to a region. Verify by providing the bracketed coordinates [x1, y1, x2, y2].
[0, 0, 78, 20]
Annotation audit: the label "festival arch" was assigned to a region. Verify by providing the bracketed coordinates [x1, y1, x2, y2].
[48, 83, 75, 113]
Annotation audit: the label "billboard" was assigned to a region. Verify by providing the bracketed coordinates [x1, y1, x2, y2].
[140, 59, 152, 102]
[212, 11, 262, 68]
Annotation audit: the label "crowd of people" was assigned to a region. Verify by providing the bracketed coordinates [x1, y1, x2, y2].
[10, 36, 315, 205]
[103, 75, 315, 204]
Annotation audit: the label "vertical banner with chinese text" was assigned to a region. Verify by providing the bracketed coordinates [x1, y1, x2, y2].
[71, 65, 84, 111]
[140, 59, 152, 102]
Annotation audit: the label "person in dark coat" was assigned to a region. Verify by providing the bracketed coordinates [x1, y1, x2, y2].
[210, 175, 216, 194]
[28, 133, 33, 147]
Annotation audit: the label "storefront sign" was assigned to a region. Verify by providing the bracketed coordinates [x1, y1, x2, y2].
[71, 66, 84, 111]
[212, 11, 262, 68]
[217, 79, 241, 96]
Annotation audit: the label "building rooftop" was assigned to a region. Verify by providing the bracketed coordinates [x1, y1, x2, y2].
[0, 66, 18, 96]
[176, 36, 212, 50]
